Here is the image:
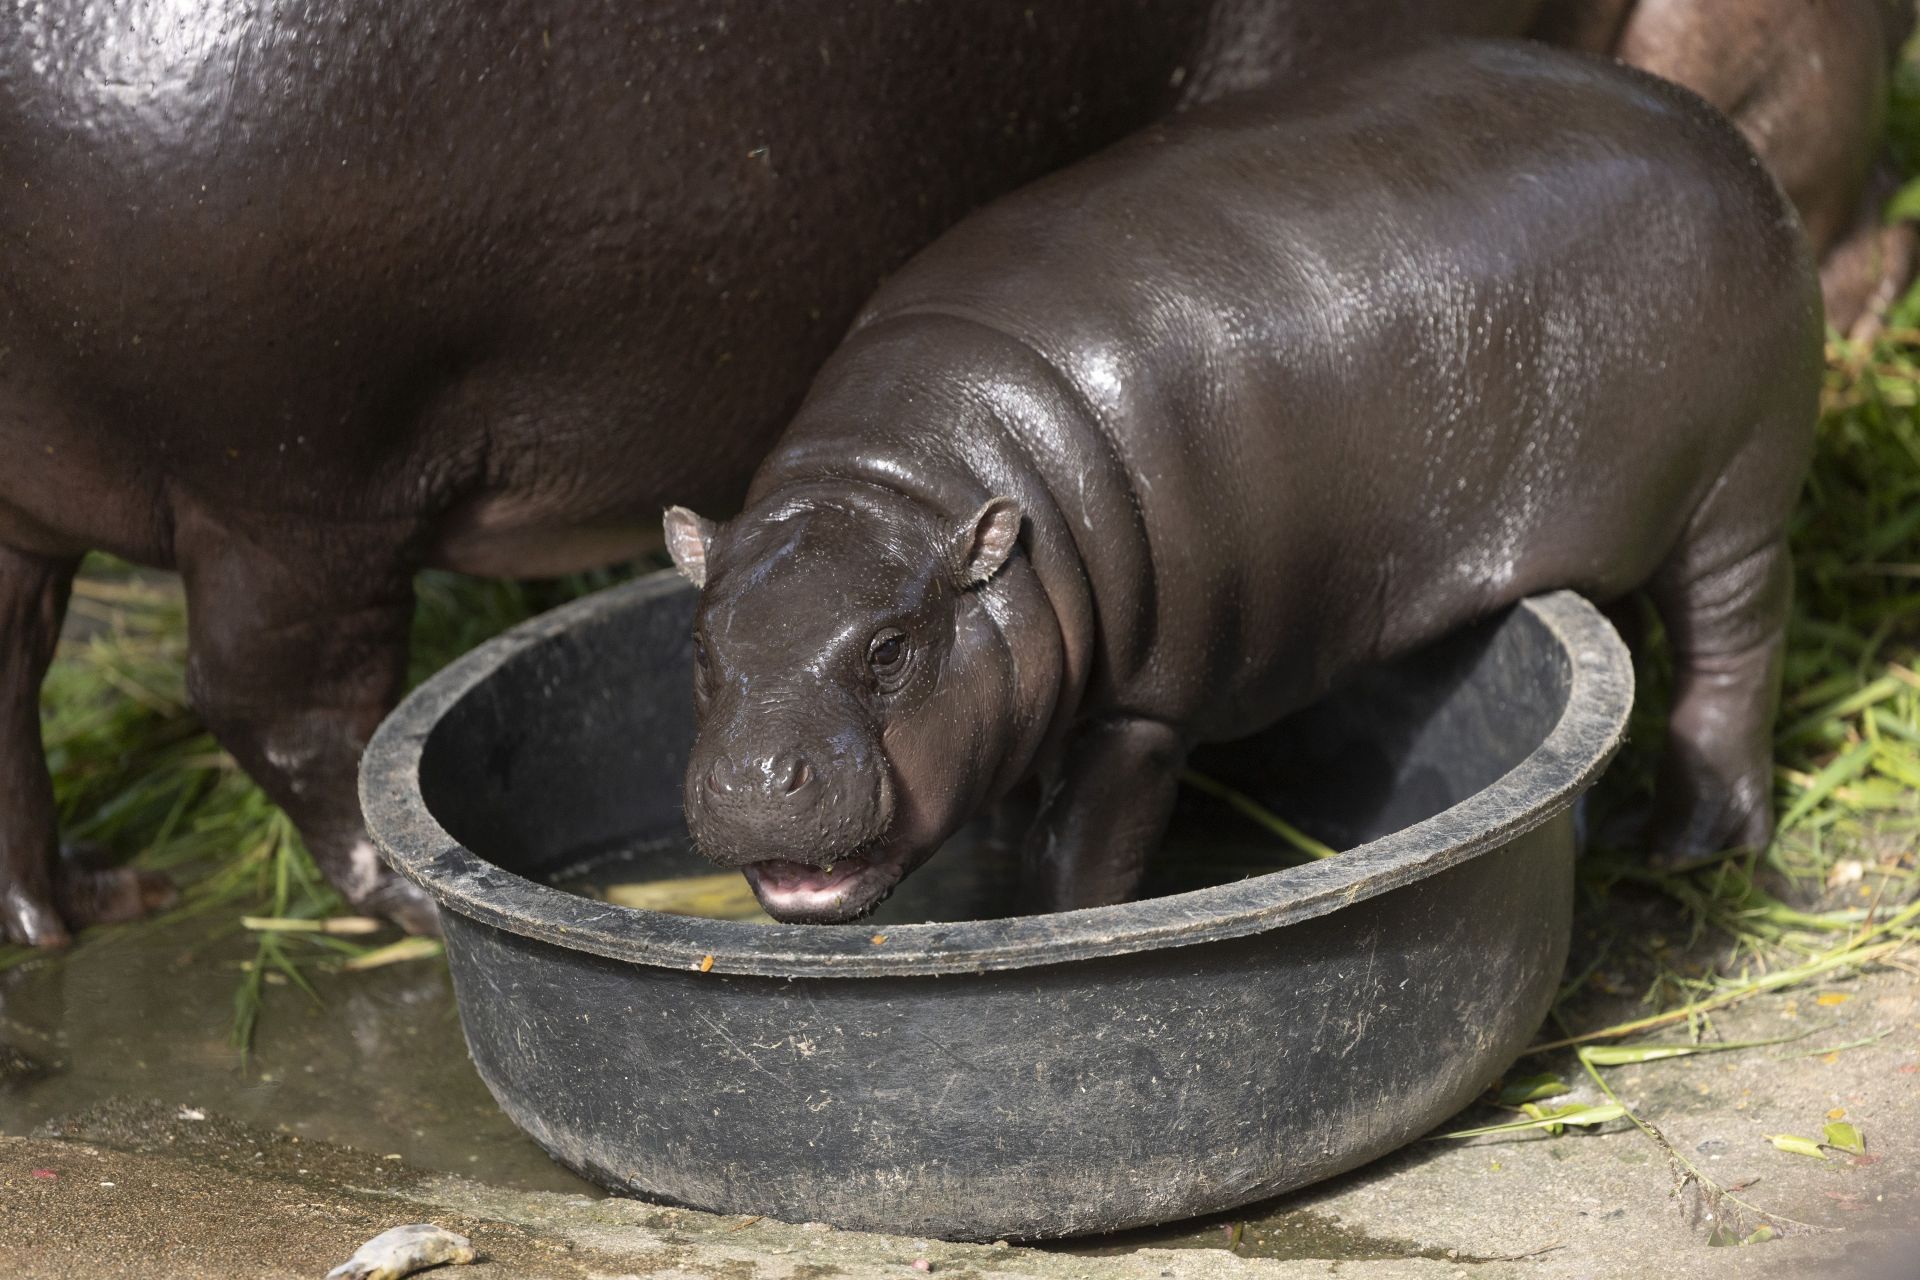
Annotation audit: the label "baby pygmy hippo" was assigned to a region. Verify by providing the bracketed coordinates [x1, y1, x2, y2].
[664, 39, 1820, 923]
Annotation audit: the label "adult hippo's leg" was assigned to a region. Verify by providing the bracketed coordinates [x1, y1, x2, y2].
[0, 546, 174, 945]
[1021, 717, 1186, 912]
[0, 547, 73, 946]
[176, 517, 437, 934]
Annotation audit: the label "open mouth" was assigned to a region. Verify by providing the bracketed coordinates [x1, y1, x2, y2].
[745, 848, 909, 923]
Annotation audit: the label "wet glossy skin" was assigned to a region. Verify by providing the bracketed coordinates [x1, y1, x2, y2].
[0, 0, 1895, 946]
[673, 41, 1822, 923]
[0, 0, 1569, 947]
[670, 489, 1046, 921]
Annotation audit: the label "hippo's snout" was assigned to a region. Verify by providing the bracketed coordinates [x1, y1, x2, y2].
[685, 729, 893, 874]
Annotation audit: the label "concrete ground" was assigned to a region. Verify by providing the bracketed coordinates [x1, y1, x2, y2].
[9, 565, 1916, 1276]
[2, 962, 1914, 1280]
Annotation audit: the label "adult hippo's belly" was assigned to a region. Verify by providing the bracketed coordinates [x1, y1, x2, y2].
[0, 0, 1548, 947]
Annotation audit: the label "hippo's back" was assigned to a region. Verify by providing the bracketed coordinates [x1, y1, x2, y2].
[0, 0, 1545, 571]
[0, 2, 1187, 553]
[852, 39, 1819, 730]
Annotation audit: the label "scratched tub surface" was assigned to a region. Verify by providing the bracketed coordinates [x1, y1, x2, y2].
[361, 571, 1630, 1240]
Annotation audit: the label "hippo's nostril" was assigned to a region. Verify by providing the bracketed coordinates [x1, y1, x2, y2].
[703, 765, 728, 796]
[780, 759, 812, 796]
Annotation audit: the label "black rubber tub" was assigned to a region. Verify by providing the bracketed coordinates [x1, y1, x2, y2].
[360, 571, 1631, 1241]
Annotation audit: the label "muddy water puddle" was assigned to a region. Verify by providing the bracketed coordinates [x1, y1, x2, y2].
[1, 791, 1384, 1259]
[0, 915, 596, 1195]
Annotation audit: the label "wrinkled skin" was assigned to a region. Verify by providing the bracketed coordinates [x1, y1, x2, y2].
[0, 0, 1892, 946]
[672, 40, 1822, 924]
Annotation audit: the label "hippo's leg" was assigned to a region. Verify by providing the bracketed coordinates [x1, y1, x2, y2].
[1020, 717, 1184, 911]
[987, 778, 1041, 856]
[1643, 536, 1792, 869]
[0, 547, 76, 945]
[0, 548, 175, 945]
[177, 532, 438, 934]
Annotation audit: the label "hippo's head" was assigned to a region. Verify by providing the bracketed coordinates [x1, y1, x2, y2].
[664, 486, 1053, 923]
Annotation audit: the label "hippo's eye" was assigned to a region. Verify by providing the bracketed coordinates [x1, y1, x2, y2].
[866, 629, 909, 682]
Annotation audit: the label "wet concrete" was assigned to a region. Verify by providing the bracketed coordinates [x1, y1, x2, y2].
[0, 782, 1301, 1204]
[0, 916, 595, 1198]
[8, 563, 1917, 1274]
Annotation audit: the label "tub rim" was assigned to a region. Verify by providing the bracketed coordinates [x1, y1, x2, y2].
[360, 572, 1630, 978]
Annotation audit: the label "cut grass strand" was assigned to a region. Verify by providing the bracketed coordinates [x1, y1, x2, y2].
[341, 937, 445, 971]
[1576, 1050, 1830, 1238]
[240, 915, 384, 935]
[1178, 769, 1339, 860]
[1529, 930, 1910, 1055]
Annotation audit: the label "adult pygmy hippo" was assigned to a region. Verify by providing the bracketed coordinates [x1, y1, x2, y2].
[667, 39, 1820, 923]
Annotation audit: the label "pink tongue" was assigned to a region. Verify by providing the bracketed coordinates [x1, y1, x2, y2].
[754, 857, 866, 893]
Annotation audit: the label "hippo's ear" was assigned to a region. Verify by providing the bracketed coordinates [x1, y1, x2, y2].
[663, 506, 718, 588]
[952, 496, 1024, 586]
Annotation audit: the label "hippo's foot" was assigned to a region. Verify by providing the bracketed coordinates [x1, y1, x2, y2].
[1646, 535, 1791, 874]
[1641, 746, 1774, 872]
[54, 842, 179, 926]
[326, 852, 441, 940]
[0, 880, 67, 949]
[0, 846, 179, 948]
[1822, 164, 1916, 345]
[313, 833, 439, 935]
[349, 867, 442, 937]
